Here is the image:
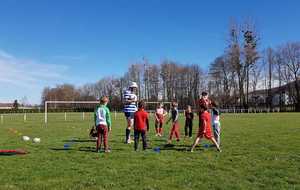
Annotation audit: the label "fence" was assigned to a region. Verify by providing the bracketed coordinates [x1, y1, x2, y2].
[0, 108, 295, 125]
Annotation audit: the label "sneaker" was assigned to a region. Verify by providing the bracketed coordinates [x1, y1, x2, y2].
[155, 134, 159, 137]
[158, 133, 162, 137]
[105, 149, 111, 153]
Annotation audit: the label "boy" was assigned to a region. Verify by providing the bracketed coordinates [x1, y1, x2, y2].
[198, 91, 211, 109]
[191, 104, 221, 152]
[154, 103, 167, 136]
[134, 100, 149, 151]
[94, 96, 112, 153]
[166, 101, 180, 144]
[184, 105, 194, 138]
[211, 100, 221, 146]
[197, 91, 212, 127]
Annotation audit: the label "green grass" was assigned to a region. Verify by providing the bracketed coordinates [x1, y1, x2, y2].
[0, 112, 299, 190]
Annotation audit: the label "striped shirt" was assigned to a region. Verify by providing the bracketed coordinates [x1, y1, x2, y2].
[123, 90, 137, 113]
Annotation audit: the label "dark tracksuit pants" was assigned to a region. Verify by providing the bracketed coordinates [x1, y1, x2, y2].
[134, 129, 147, 150]
[185, 119, 193, 137]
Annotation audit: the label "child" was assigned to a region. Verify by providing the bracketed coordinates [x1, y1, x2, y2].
[94, 96, 112, 153]
[198, 91, 212, 109]
[184, 105, 194, 138]
[211, 101, 221, 146]
[134, 100, 149, 151]
[191, 104, 221, 152]
[154, 103, 167, 136]
[197, 91, 212, 127]
[166, 101, 180, 144]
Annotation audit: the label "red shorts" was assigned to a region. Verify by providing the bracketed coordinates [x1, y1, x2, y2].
[155, 118, 164, 124]
[197, 126, 213, 139]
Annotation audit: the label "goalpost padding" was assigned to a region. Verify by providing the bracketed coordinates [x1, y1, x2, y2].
[44, 101, 99, 125]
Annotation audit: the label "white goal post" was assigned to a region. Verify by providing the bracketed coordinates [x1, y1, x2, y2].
[44, 100, 99, 125]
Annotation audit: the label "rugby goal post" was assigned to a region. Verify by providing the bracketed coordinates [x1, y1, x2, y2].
[44, 100, 99, 125]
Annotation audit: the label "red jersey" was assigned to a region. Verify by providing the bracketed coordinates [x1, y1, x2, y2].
[134, 109, 149, 131]
[198, 111, 213, 139]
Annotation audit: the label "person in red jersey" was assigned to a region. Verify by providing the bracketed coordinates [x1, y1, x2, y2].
[197, 91, 212, 127]
[154, 103, 167, 136]
[134, 100, 149, 151]
[198, 91, 212, 110]
[191, 104, 221, 152]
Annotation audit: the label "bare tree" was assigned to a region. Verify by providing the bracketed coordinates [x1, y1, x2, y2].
[279, 42, 300, 111]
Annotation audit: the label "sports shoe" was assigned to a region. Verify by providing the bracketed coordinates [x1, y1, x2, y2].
[105, 149, 111, 153]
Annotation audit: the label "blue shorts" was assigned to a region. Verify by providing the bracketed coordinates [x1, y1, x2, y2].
[124, 112, 135, 120]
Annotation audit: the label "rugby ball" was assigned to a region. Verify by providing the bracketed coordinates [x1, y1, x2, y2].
[22, 136, 30, 141]
[33, 137, 41, 143]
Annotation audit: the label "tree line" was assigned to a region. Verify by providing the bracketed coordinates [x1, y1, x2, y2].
[41, 19, 300, 111]
[209, 20, 300, 111]
[41, 62, 205, 111]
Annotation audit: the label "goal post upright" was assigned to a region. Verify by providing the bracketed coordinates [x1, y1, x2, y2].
[44, 100, 99, 126]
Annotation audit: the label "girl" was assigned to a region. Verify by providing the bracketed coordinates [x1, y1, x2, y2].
[155, 103, 167, 136]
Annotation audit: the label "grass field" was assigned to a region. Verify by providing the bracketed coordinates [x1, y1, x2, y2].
[0, 112, 299, 190]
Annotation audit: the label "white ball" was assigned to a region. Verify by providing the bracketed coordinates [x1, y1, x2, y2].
[33, 137, 41, 143]
[22, 136, 30, 141]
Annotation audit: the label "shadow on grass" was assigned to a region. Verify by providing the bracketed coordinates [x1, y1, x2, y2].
[78, 146, 125, 153]
[151, 139, 167, 142]
[63, 139, 96, 143]
[50, 148, 73, 151]
[156, 144, 192, 152]
[78, 146, 97, 152]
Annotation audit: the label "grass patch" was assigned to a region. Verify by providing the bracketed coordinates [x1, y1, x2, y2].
[0, 113, 299, 189]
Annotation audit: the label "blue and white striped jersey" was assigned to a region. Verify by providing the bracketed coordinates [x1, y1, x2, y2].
[123, 90, 137, 113]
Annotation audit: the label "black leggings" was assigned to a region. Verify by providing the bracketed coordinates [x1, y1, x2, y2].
[134, 130, 147, 150]
[185, 120, 193, 137]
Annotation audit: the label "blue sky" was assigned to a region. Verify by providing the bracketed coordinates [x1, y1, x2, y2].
[0, 0, 300, 104]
